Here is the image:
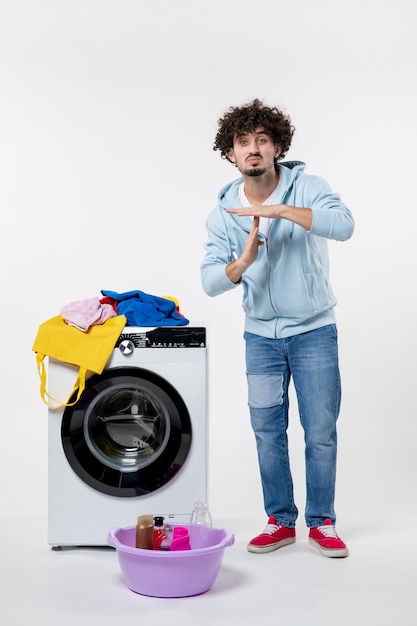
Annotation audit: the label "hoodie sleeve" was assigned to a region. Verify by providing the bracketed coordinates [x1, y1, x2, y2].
[200, 207, 240, 297]
[306, 176, 355, 241]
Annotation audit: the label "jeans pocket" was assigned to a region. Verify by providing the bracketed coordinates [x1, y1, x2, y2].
[247, 372, 284, 409]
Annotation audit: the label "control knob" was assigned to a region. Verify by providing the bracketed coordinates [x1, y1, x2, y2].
[119, 339, 135, 355]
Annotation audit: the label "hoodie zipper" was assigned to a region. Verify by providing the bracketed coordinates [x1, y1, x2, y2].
[264, 236, 281, 327]
[264, 184, 294, 336]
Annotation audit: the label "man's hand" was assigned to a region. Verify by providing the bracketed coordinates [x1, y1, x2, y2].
[227, 203, 280, 219]
[227, 204, 313, 230]
[226, 216, 264, 284]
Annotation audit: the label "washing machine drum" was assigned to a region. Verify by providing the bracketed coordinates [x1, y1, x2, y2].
[61, 367, 192, 497]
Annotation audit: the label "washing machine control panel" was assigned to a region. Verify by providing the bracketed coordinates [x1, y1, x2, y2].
[116, 327, 206, 350]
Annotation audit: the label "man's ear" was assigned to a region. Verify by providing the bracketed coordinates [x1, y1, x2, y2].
[275, 145, 282, 159]
[226, 148, 235, 163]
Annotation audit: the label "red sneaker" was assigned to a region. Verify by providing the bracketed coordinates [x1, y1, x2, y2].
[308, 519, 348, 558]
[247, 516, 296, 553]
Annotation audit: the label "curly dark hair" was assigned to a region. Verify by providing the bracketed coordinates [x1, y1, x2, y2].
[213, 99, 295, 163]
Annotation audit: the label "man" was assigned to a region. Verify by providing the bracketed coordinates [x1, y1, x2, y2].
[201, 99, 354, 558]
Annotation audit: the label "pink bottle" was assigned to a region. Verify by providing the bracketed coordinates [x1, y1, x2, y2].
[169, 526, 191, 551]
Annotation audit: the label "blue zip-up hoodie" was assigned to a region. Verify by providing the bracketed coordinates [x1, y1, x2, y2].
[201, 161, 355, 339]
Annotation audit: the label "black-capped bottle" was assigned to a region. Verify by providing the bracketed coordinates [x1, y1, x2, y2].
[153, 515, 172, 550]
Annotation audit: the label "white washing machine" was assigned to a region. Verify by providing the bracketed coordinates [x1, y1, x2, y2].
[48, 326, 207, 548]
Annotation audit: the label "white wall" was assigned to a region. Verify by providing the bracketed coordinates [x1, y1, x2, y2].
[1, 0, 416, 527]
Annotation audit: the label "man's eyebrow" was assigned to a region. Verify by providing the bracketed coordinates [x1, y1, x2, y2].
[235, 129, 268, 139]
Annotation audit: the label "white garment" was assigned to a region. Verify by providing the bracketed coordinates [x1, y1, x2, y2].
[238, 182, 280, 238]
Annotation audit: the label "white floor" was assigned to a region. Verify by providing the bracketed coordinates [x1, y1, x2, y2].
[2, 514, 416, 626]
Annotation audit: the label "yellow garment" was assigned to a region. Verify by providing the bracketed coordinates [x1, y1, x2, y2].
[161, 295, 182, 314]
[32, 314, 126, 408]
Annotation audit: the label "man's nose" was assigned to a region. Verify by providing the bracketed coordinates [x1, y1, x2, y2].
[248, 140, 260, 154]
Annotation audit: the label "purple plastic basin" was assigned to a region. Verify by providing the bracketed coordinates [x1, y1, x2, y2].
[107, 523, 235, 598]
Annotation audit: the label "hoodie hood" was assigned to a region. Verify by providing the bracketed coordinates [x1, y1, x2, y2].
[217, 160, 307, 210]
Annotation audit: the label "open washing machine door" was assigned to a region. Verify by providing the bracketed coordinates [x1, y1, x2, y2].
[61, 367, 192, 497]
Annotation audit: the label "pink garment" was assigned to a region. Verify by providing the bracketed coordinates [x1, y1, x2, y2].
[60, 297, 117, 332]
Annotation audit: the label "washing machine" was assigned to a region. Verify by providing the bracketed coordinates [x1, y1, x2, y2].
[47, 325, 207, 548]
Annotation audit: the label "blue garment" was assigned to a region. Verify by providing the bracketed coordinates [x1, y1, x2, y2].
[245, 325, 341, 527]
[201, 161, 355, 339]
[101, 290, 189, 327]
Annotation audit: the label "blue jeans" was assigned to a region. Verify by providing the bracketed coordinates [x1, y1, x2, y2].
[245, 325, 341, 528]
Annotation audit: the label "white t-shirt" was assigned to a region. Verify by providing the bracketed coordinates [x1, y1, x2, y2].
[238, 182, 280, 239]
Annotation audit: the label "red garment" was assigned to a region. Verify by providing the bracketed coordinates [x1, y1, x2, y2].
[100, 296, 119, 313]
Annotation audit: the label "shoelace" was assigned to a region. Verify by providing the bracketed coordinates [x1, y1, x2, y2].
[317, 523, 338, 538]
[263, 522, 282, 535]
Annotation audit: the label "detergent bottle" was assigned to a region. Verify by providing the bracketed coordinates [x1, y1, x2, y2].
[170, 526, 191, 551]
